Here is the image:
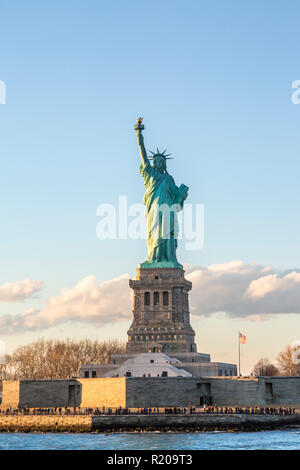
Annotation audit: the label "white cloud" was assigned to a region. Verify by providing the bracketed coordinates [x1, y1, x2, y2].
[0, 274, 131, 333]
[187, 262, 300, 317]
[0, 279, 43, 302]
[246, 272, 300, 299]
[1, 261, 300, 333]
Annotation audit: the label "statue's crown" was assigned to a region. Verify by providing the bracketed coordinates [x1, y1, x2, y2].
[148, 148, 173, 160]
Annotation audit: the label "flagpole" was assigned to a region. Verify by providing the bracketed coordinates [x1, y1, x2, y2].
[238, 331, 241, 376]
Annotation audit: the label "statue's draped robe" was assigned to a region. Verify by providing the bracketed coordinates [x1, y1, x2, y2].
[140, 160, 186, 263]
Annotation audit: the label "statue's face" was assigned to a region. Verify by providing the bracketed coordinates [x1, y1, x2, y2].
[153, 157, 166, 171]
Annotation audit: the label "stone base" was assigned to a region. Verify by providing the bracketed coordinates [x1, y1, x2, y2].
[126, 266, 197, 355]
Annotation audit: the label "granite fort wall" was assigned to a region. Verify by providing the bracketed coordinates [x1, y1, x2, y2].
[77, 378, 126, 408]
[125, 377, 300, 407]
[19, 380, 81, 408]
[257, 377, 300, 405]
[2, 376, 300, 409]
[125, 377, 259, 407]
[1, 378, 126, 409]
[208, 378, 259, 406]
[1, 381, 20, 408]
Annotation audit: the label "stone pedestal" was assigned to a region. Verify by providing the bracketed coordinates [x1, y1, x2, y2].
[126, 267, 197, 354]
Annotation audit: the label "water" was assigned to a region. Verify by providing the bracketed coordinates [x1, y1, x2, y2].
[0, 430, 299, 450]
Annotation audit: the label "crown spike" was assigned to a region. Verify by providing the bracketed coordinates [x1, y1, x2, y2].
[148, 148, 174, 160]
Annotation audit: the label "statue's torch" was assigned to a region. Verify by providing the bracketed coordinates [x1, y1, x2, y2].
[134, 117, 145, 131]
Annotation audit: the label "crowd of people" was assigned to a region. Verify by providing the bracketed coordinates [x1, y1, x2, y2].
[202, 406, 296, 415]
[0, 407, 95, 416]
[0, 406, 297, 416]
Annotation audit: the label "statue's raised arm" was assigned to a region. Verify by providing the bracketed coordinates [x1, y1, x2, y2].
[134, 117, 148, 166]
[134, 117, 189, 269]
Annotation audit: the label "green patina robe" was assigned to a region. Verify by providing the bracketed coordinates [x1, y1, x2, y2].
[140, 160, 187, 265]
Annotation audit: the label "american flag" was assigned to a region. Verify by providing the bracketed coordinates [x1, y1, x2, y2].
[239, 333, 246, 344]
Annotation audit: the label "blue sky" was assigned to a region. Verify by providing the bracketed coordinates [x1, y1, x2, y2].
[1, 1, 300, 372]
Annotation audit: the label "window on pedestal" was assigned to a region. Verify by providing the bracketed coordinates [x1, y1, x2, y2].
[154, 291, 159, 306]
[163, 291, 169, 306]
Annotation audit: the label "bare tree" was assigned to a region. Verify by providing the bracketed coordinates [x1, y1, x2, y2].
[277, 345, 300, 376]
[0, 355, 18, 392]
[252, 358, 279, 377]
[4, 338, 126, 380]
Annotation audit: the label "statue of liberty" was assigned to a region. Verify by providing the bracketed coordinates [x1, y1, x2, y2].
[135, 118, 189, 268]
